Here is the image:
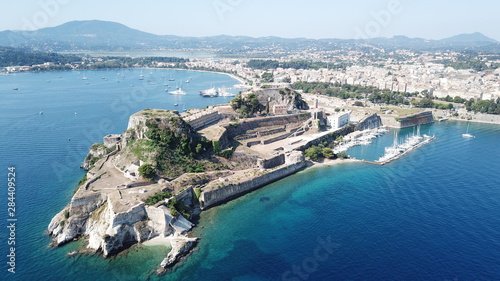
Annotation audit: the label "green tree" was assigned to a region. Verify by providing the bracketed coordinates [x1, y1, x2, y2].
[416, 98, 434, 108]
[453, 96, 466, 103]
[336, 152, 349, 159]
[261, 72, 274, 83]
[167, 198, 179, 217]
[230, 93, 263, 117]
[322, 148, 334, 159]
[195, 143, 203, 154]
[304, 146, 322, 161]
[145, 191, 172, 205]
[230, 94, 243, 110]
[212, 141, 221, 154]
[138, 164, 156, 180]
[248, 93, 260, 113]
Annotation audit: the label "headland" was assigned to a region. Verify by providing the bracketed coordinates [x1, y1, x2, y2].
[47, 86, 437, 273]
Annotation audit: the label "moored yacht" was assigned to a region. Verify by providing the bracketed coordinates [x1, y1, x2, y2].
[218, 87, 235, 97]
[169, 88, 187, 95]
[200, 88, 218, 97]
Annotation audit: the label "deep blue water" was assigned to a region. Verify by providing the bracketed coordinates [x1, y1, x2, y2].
[1, 71, 500, 280]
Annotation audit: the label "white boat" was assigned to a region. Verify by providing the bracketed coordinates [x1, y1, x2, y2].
[200, 88, 218, 97]
[218, 87, 235, 97]
[462, 123, 475, 138]
[169, 88, 187, 95]
[376, 127, 434, 164]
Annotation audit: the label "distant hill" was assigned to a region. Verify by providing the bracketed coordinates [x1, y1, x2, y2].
[359, 33, 499, 51]
[0, 20, 172, 51]
[0, 20, 498, 53]
[33, 20, 158, 41]
[441, 32, 498, 43]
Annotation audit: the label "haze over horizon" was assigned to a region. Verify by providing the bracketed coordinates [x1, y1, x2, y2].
[0, 0, 499, 41]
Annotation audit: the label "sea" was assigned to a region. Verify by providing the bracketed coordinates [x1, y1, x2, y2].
[1, 69, 499, 281]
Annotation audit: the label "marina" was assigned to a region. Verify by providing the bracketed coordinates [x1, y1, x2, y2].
[373, 126, 435, 165]
[333, 127, 388, 154]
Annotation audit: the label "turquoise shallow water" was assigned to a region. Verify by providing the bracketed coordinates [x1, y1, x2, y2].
[1, 71, 500, 280]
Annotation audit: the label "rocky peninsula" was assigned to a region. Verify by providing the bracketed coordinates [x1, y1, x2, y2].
[47, 88, 390, 272]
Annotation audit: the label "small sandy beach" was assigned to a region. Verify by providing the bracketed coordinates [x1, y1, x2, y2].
[143, 234, 198, 247]
[143, 236, 173, 247]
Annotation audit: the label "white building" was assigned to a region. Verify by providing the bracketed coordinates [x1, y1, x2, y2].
[327, 111, 351, 129]
[124, 160, 144, 181]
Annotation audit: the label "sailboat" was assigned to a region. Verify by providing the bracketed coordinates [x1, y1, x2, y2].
[138, 69, 144, 80]
[462, 123, 475, 138]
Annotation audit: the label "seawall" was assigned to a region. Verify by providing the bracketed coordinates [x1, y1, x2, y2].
[396, 111, 435, 128]
[356, 113, 383, 130]
[201, 161, 306, 209]
[433, 109, 500, 125]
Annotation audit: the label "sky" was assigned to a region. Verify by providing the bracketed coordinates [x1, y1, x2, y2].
[0, 0, 499, 41]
